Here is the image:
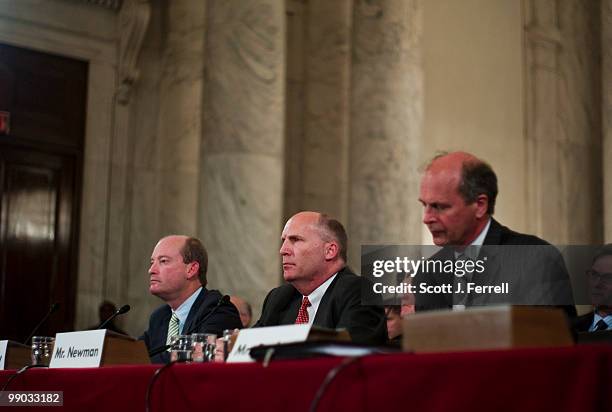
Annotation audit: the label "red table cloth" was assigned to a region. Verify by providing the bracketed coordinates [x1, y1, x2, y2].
[1, 345, 611, 412]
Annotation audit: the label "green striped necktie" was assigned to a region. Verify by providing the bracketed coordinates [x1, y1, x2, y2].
[166, 312, 180, 350]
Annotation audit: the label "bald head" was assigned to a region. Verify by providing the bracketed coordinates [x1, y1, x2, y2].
[285, 212, 348, 262]
[280, 211, 348, 295]
[420, 152, 497, 246]
[157, 234, 188, 247]
[288, 211, 321, 226]
[148, 235, 208, 308]
[425, 152, 498, 215]
[426, 151, 479, 173]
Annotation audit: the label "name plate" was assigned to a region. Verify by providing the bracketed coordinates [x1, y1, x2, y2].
[49, 330, 106, 368]
[227, 324, 311, 363]
[0, 340, 7, 369]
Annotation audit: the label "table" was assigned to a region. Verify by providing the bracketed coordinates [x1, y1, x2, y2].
[1, 345, 611, 411]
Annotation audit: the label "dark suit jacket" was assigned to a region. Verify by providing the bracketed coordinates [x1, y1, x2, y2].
[415, 218, 576, 316]
[142, 288, 242, 363]
[571, 311, 611, 334]
[255, 267, 387, 345]
[572, 311, 594, 333]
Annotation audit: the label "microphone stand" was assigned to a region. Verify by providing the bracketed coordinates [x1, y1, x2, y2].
[23, 303, 60, 345]
[97, 304, 130, 330]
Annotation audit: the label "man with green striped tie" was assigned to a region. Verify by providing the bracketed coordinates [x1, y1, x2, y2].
[141, 235, 242, 363]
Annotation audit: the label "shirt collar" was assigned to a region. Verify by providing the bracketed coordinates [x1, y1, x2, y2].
[471, 218, 491, 247]
[305, 273, 337, 306]
[456, 218, 491, 260]
[172, 287, 202, 333]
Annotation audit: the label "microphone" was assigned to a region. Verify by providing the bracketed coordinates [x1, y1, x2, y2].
[23, 303, 60, 345]
[184, 295, 230, 335]
[148, 295, 230, 357]
[97, 304, 130, 330]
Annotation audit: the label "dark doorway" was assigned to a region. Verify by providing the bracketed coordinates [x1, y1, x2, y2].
[0, 43, 87, 342]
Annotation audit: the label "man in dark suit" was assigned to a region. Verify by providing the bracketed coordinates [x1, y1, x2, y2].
[573, 245, 612, 333]
[255, 211, 387, 345]
[142, 235, 242, 363]
[414, 151, 576, 315]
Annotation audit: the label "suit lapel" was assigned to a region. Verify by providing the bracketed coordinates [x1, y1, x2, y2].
[182, 288, 207, 334]
[313, 270, 344, 327]
[483, 218, 503, 245]
[473, 218, 503, 299]
[279, 291, 302, 324]
[577, 312, 594, 332]
[155, 307, 172, 348]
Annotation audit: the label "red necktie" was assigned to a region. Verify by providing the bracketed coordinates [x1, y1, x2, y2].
[295, 296, 311, 324]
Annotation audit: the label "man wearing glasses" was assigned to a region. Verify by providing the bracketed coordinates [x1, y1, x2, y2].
[573, 245, 612, 332]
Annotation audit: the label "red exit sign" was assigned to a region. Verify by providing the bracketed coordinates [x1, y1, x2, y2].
[0, 111, 9, 135]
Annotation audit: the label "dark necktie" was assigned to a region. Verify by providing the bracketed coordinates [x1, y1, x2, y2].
[594, 319, 609, 331]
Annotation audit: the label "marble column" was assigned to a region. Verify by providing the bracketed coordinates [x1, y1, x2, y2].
[119, 0, 207, 334]
[283, 0, 306, 220]
[156, 0, 206, 235]
[348, 0, 423, 267]
[523, 0, 566, 243]
[604, 0, 612, 242]
[523, 0, 601, 245]
[76, 60, 118, 329]
[200, 0, 285, 317]
[102, 0, 151, 332]
[121, 0, 164, 334]
[300, 0, 352, 222]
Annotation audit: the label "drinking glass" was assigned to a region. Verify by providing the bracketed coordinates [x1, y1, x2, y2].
[170, 335, 193, 363]
[31, 336, 55, 366]
[191, 333, 217, 362]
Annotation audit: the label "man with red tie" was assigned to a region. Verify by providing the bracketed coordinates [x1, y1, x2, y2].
[254, 211, 387, 345]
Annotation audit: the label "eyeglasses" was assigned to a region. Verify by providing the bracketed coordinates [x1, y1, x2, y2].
[586, 270, 612, 283]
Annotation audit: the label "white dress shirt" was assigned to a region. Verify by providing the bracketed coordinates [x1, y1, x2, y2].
[303, 273, 338, 325]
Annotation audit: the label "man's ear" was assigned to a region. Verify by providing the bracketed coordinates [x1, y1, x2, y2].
[474, 194, 489, 219]
[324, 242, 339, 261]
[186, 261, 200, 280]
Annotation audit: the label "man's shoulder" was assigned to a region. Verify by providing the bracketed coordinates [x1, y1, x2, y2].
[189, 288, 235, 319]
[195, 288, 223, 307]
[332, 268, 367, 288]
[576, 311, 594, 323]
[326, 267, 378, 303]
[187, 288, 242, 335]
[486, 218, 550, 246]
[151, 303, 171, 317]
[149, 303, 170, 322]
[264, 283, 299, 302]
[255, 283, 298, 327]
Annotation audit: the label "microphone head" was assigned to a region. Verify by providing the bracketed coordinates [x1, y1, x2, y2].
[118, 304, 131, 315]
[50, 302, 60, 313]
[221, 295, 230, 304]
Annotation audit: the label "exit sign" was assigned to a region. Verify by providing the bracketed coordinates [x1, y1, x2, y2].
[0, 111, 9, 135]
